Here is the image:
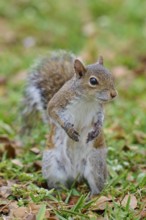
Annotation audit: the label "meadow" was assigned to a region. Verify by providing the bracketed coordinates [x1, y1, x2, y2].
[0, 0, 146, 219]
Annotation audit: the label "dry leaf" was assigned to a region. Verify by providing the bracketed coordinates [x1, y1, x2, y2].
[11, 159, 23, 167]
[121, 194, 137, 209]
[133, 131, 146, 144]
[13, 207, 29, 218]
[69, 196, 79, 205]
[33, 160, 42, 171]
[0, 136, 23, 158]
[0, 186, 12, 198]
[139, 210, 146, 218]
[31, 147, 40, 154]
[25, 213, 36, 220]
[4, 143, 16, 158]
[92, 196, 112, 211]
[28, 203, 50, 218]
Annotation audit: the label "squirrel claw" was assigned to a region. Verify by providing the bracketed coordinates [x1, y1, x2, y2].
[70, 130, 79, 142]
[86, 129, 100, 143]
[64, 122, 79, 142]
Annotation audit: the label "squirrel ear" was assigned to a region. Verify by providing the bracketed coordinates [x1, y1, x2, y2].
[97, 56, 104, 65]
[74, 59, 86, 78]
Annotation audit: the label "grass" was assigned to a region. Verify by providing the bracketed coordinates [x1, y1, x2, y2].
[0, 0, 146, 219]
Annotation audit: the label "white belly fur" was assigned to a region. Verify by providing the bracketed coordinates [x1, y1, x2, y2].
[54, 97, 103, 179]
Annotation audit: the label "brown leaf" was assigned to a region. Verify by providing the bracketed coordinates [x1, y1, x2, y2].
[0, 186, 12, 198]
[109, 124, 126, 139]
[0, 136, 10, 143]
[13, 207, 29, 218]
[91, 196, 112, 211]
[0, 178, 7, 187]
[133, 131, 146, 144]
[139, 210, 146, 218]
[5, 142, 16, 158]
[11, 159, 23, 167]
[121, 194, 137, 210]
[33, 160, 42, 171]
[0, 199, 10, 215]
[69, 196, 80, 205]
[28, 203, 50, 218]
[25, 213, 36, 220]
[31, 147, 40, 154]
[0, 136, 23, 158]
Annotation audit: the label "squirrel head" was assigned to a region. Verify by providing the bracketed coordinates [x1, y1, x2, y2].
[74, 57, 118, 103]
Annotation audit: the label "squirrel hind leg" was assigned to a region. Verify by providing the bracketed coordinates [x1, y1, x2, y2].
[84, 148, 107, 195]
[42, 150, 72, 189]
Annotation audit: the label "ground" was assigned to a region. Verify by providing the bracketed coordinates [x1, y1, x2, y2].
[0, 0, 146, 219]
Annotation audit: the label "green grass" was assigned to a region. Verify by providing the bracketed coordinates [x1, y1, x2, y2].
[0, 0, 146, 219]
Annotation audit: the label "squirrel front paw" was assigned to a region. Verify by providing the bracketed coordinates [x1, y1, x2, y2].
[86, 124, 101, 143]
[63, 122, 79, 142]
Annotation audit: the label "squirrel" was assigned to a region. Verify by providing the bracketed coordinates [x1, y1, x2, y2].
[22, 50, 117, 195]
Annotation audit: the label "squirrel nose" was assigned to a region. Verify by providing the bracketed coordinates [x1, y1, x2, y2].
[110, 90, 117, 99]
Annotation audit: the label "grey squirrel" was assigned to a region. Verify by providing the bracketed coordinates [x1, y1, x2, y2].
[22, 50, 117, 195]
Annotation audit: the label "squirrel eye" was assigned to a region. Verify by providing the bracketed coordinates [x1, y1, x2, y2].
[89, 77, 99, 86]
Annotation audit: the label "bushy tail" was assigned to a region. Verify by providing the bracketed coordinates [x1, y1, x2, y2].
[20, 50, 75, 134]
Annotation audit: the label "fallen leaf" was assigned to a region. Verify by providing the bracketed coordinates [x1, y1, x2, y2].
[4, 142, 16, 158]
[33, 160, 42, 171]
[107, 124, 126, 139]
[0, 199, 11, 215]
[133, 131, 146, 144]
[13, 207, 29, 218]
[139, 210, 146, 218]
[31, 147, 40, 154]
[0, 136, 10, 143]
[25, 213, 36, 220]
[0, 186, 12, 198]
[0, 136, 23, 158]
[28, 203, 50, 218]
[69, 196, 79, 205]
[91, 196, 112, 211]
[11, 159, 23, 167]
[121, 194, 137, 210]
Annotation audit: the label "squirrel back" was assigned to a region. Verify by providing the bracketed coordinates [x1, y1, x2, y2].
[21, 51, 75, 131]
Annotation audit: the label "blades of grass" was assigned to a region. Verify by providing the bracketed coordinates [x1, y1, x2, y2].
[65, 188, 73, 204]
[107, 170, 128, 187]
[36, 204, 46, 220]
[83, 196, 97, 210]
[71, 194, 85, 212]
[125, 195, 131, 212]
[53, 210, 67, 220]
[59, 209, 89, 218]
